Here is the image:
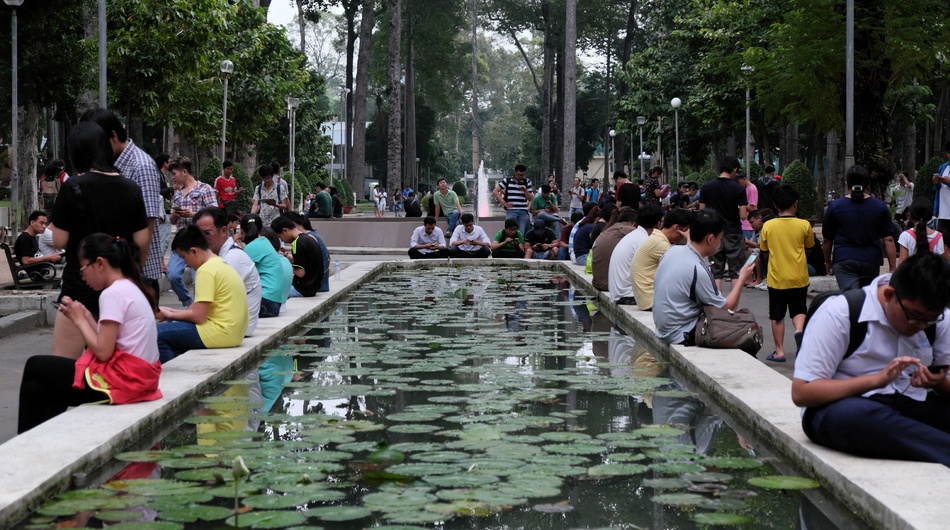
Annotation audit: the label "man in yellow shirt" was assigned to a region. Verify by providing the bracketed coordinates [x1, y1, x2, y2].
[759, 185, 815, 362]
[630, 209, 692, 310]
[157, 225, 249, 362]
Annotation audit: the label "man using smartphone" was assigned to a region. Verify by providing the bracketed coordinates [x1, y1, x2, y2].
[449, 213, 491, 259]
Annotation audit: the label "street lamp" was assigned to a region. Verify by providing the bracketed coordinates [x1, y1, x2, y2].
[608, 129, 616, 176]
[671, 98, 682, 182]
[636, 116, 646, 180]
[414, 157, 420, 190]
[6, 0, 24, 235]
[287, 96, 300, 208]
[741, 65, 754, 176]
[219, 59, 234, 161]
[330, 117, 338, 185]
[340, 88, 349, 185]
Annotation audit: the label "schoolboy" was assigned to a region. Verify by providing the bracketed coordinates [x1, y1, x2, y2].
[759, 185, 815, 362]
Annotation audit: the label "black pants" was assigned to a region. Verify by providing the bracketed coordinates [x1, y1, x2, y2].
[19, 355, 102, 434]
[450, 247, 491, 259]
[408, 248, 451, 259]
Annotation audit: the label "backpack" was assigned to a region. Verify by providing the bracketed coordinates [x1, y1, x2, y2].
[902, 229, 942, 253]
[803, 289, 936, 359]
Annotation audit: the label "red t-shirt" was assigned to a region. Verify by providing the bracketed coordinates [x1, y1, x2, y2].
[214, 175, 238, 205]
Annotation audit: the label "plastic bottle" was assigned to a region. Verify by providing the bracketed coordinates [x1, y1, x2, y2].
[334, 260, 341, 281]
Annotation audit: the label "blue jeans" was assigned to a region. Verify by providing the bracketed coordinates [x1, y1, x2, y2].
[536, 211, 562, 233]
[446, 211, 461, 235]
[166, 251, 192, 307]
[575, 254, 588, 266]
[832, 259, 879, 291]
[157, 321, 205, 363]
[259, 298, 282, 318]
[569, 207, 583, 219]
[506, 209, 530, 236]
[557, 247, 570, 261]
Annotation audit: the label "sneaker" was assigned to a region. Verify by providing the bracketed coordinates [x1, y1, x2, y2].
[754, 280, 768, 291]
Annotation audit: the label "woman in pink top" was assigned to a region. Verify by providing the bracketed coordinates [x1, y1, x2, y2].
[18, 234, 162, 433]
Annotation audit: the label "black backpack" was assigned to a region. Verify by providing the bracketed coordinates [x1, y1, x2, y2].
[803, 289, 935, 359]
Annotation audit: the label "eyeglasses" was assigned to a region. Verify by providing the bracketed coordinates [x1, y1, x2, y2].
[79, 262, 91, 274]
[895, 291, 946, 326]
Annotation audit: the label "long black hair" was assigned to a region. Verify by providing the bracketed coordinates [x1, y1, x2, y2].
[67, 122, 118, 175]
[908, 196, 934, 256]
[241, 213, 264, 244]
[78, 233, 157, 311]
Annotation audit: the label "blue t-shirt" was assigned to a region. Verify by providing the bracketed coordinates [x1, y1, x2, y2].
[822, 196, 892, 265]
[574, 223, 596, 256]
[308, 231, 331, 293]
[244, 237, 292, 303]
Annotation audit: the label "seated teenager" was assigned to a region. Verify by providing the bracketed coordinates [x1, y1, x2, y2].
[491, 218, 527, 259]
[194, 207, 262, 337]
[18, 234, 161, 433]
[449, 213, 492, 258]
[630, 208, 691, 310]
[156, 225, 249, 363]
[652, 210, 755, 345]
[282, 211, 331, 293]
[14, 210, 62, 277]
[271, 215, 326, 297]
[409, 216, 450, 259]
[241, 214, 292, 317]
[793, 252, 950, 466]
[525, 218, 560, 260]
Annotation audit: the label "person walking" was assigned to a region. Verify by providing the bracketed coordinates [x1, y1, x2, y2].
[699, 156, 749, 289]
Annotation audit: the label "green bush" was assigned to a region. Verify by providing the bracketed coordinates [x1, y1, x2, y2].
[232, 164, 254, 214]
[915, 157, 943, 203]
[693, 168, 718, 187]
[781, 159, 818, 219]
[746, 160, 763, 181]
[452, 181, 468, 198]
[0, 186, 10, 200]
[200, 157, 222, 186]
[335, 177, 354, 205]
[291, 171, 310, 199]
[310, 171, 325, 186]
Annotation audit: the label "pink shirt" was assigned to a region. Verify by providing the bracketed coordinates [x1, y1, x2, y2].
[741, 183, 758, 232]
[98, 279, 159, 363]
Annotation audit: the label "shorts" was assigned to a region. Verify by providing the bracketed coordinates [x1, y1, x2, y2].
[767, 286, 808, 321]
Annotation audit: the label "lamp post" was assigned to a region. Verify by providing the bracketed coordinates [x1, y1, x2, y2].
[219, 60, 234, 161]
[330, 117, 338, 185]
[415, 157, 420, 190]
[327, 151, 334, 186]
[6, 0, 23, 235]
[844, 0, 854, 172]
[636, 116, 646, 180]
[671, 98, 682, 183]
[98, 0, 106, 107]
[608, 129, 616, 176]
[287, 96, 300, 208]
[741, 65, 754, 176]
[340, 88, 349, 185]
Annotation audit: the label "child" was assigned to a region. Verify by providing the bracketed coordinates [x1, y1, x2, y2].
[759, 186, 815, 362]
[744, 208, 774, 288]
[898, 196, 948, 264]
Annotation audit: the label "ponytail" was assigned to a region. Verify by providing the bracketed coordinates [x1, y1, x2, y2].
[241, 213, 263, 244]
[78, 233, 158, 311]
[908, 196, 935, 256]
[914, 220, 931, 255]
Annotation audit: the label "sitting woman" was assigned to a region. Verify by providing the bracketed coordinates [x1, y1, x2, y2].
[240, 214, 292, 318]
[18, 234, 162, 434]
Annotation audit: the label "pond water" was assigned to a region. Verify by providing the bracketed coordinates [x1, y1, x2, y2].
[21, 266, 866, 530]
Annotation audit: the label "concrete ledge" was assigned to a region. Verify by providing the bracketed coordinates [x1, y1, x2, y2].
[0, 311, 41, 339]
[0, 291, 59, 328]
[558, 261, 950, 530]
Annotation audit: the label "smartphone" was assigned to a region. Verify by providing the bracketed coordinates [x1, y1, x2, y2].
[928, 364, 948, 373]
[744, 253, 758, 267]
[50, 301, 61, 309]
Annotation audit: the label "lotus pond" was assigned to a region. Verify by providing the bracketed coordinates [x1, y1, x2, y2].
[20, 266, 865, 530]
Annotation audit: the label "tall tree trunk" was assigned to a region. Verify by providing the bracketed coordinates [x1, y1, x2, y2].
[902, 122, 916, 179]
[825, 130, 839, 199]
[932, 86, 948, 158]
[853, 0, 894, 187]
[542, 0, 555, 181]
[469, 0, 480, 175]
[351, 0, 377, 196]
[786, 124, 799, 167]
[617, 0, 638, 179]
[16, 101, 41, 228]
[561, 0, 576, 189]
[402, 10, 417, 188]
[375, 93, 386, 183]
[295, 0, 306, 51]
[554, 47, 564, 187]
[386, 0, 403, 190]
[343, 0, 358, 185]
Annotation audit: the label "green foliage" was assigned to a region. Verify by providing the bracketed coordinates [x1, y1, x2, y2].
[693, 169, 718, 187]
[452, 181, 468, 198]
[335, 178, 354, 206]
[232, 164, 254, 215]
[200, 157, 222, 187]
[915, 157, 943, 203]
[310, 172, 325, 186]
[746, 160, 763, 181]
[781, 160, 818, 219]
[292, 171, 311, 200]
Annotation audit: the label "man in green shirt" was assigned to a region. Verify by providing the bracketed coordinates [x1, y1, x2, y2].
[432, 178, 463, 234]
[308, 183, 332, 219]
[491, 218, 526, 258]
[531, 184, 567, 233]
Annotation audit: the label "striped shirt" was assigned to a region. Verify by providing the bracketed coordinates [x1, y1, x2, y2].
[115, 139, 164, 280]
[499, 176, 533, 210]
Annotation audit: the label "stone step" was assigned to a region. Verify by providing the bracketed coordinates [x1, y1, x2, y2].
[0, 310, 42, 339]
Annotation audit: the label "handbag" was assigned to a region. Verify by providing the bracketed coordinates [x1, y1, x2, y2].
[694, 305, 763, 356]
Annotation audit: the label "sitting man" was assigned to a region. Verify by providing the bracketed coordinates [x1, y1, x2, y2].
[194, 207, 262, 337]
[271, 215, 327, 297]
[631, 208, 692, 310]
[530, 184, 566, 233]
[307, 183, 333, 219]
[491, 218, 527, 259]
[433, 178, 464, 235]
[792, 252, 950, 466]
[591, 207, 639, 292]
[282, 211, 331, 293]
[449, 213, 491, 258]
[156, 225, 249, 363]
[525, 218, 560, 260]
[404, 192, 423, 218]
[652, 210, 754, 345]
[14, 210, 62, 278]
[608, 205, 665, 304]
[409, 216, 450, 259]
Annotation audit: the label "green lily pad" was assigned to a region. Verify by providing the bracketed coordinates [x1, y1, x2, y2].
[608, 453, 646, 462]
[159, 504, 233, 522]
[684, 472, 733, 483]
[146, 493, 214, 510]
[651, 492, 707, 506]
[541, 443, 605, 455]
[115, 450, 175, 462]
[387, 463, 461, 476]
[243, 493, 312, 509]
[108, 523, 183, 530]
[702, 457, 763, 469]
[648, 462, 706, 474]
[388, 423, 441, 434]
[363, 490, 439, 510]
[225, 511, 308, 528]
[692, 512, 754, 525]
[748, 475, 820, 490]
[310, 506, 372, 521]
[101, 479, 203, 496]
[642, 478, 690, 489]
[587, 463, 649, 477]
[538, 432, 592, 443]
[174, 468, 226, 482]
[424, 473, 500, 488]
[94, 510, 145, 521]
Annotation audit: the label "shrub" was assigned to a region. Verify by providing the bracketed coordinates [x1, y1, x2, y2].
[693, 168, 718, 187]
[0, 186, 10, 200]
[232, 164, 254, 214]
[746, 160, 763, 181]
[915, 157, 943, 204]
[452, 181, 468, 198]
[335, 177, 354, 205]
[199, 157, 222, 186]
[781, 159, 818, 219]
[310, 171, 325, 186]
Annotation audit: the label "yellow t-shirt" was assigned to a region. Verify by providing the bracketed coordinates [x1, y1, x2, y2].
[195, 256, 249, 348]
[759, 216, 815, 290]
[631, 230, 671, 310]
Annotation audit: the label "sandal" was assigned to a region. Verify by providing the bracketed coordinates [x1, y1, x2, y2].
[765, 352, 786, 363]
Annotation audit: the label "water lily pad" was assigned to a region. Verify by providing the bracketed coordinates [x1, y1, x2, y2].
[101, 479, 203, 497]
[174, 468, 226, 482]
[423, 473, 500, 488]
[608, 453, 646, 462]
[388, 423, 441, 434]
[684, 472, 733, 483]
[642, 478, 690, 489]
[146, 493, 215, 510]
[94, 510, 145, 521]
[587, 463, 649, 477]
[692, 512, 754, 525]
[225, 511, 308, 528]
[108, 523, 183, 530]
[387, 463, 461, 476]
[363, 490, 439, 510]
[533, 503, 574, 513]
[412, 451, 470, 463]
[542, 443, 604, 455]
[310, 506, 372, 522]
[634, 425, 686, 438]
[748, 476, 820, 490]
[159, 504, 233, 522]
[538, 432, 593, 443]
[243, 493, 312, 509]
[696, 497, 748, 511]
[651, 493, 707, 506]
[115, 450, 175, 462]
[648, 462, 706, 474]
[702, 457, 763, 469]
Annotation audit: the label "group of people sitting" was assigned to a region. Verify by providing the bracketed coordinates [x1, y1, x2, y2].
[16, 109, 334, 435]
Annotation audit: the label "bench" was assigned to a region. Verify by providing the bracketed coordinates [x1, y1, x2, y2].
[1, 243, 61, 290]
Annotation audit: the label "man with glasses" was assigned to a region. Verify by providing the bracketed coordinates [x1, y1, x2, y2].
[793, 252, 950, 466]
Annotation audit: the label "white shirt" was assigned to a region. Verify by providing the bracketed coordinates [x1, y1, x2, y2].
[220, 237, 262, 337]
[897, 229, 944, 257]
[410, 225, 446, 253]
[450, 225, 490, 252]
[37, 228, 59, 257]
[98, 279, 159, 363]
[608, 226, 648, 302]
[794, 274, 950, 403]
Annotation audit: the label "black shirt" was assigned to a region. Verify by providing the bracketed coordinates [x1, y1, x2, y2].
[13, 232, 38, 266]
[616, 183, 640, 210]
[699, 177, 748, 234]
[525, 227, 557, 247]
[291, 233, 325, 297]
